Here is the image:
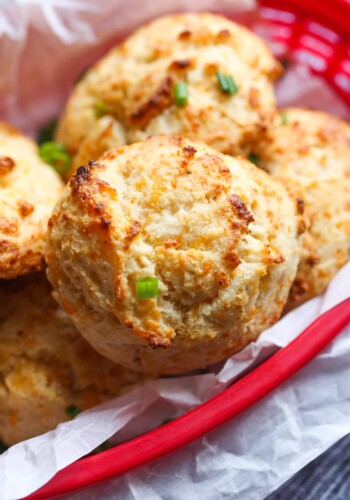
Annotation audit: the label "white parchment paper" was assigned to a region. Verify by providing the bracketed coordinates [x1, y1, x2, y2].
[0, 1, 349, 499]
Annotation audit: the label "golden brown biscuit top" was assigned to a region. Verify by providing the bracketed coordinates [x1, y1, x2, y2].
[56, 12, 281, 177]
[0, 274, 145, 407]
[255, 108, 350, 172]
[0, 122, 63, 278]
[253, 108, 350, 307]
[47, 136, 301, 354]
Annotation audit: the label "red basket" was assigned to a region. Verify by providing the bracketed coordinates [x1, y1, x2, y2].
[259, 0, 350, 106]
[27, 0, 350, 497]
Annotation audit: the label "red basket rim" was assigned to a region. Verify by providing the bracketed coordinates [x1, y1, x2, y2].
[261, 0, 350, 36]
[28, 297, 350, 499]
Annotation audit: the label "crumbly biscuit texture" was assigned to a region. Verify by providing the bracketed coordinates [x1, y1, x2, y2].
[253, 108, 350, 309]
[0, 274, 146, 445]
[0, 123, 63, 278]
[47, 136, 301, 374]
[56, 12, 281, 177]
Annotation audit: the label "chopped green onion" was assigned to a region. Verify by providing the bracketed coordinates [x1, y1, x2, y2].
[216, 71, 238, 95]
[39, 141, 72, 174]
[248, 153, 259, 165]
[94, 440, 111, 454]
[225, 75, 238, 95]
[37, 119, 57, 145]
[94, 99, 109, 118]
[216, 71, 229, 93]
[281, 111, 288, 125]
[136, 277, 158, 299]
[66, 404, 81, 418]
[173, 82, 188, 107]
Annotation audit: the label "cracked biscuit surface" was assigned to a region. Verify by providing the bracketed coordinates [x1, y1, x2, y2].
[253, 108, 350, 310]
[0, 123, 63, 278]
[56, 12, 281, 178]
[47, 136, 302, 375]
[0, 274, 146, 446]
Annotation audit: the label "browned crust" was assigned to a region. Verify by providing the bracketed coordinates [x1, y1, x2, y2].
[0, 241, 45, 279]
[63, 166, 120, 246]
[288, 278, 309, 303]
[182, 145, 197, 158]
[70, 166, 116, 216]
[71, 165, 91, 192]
[93, 203, 106, 215]
[216, 29, 231, 41]
[124, 320, 172, 350]
[306, 254, 321, 266]
[70, 165, 97, 210]
[222, 247, 241, 269]
[130, 76, 173, 130]
[229, 194, 255, 225]
[296, 197, 305, 215]
[168, 59, 193, 71]
[88, 159, 106, 170]
[267, 253, 286, 265]
[124, 220, 141, 247]
[178, 30, 192, 40]
[163, 239, 180, 249]
[0, 156, 15, 176]
[297, 217, 307, 236]
[248, 88, 260, 109]
[100, 217, 112, 229]
[147, 333, 171, 350]
[18, 200, 34, 218]
[214, 270, 230, 287]
[0, 217, 19, 236]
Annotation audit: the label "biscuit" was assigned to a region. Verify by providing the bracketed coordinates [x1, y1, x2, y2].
[0, 123, 63, 278]
[0, 274, 146, 445]
[56, 12, 281, 177]
[47, 136, 302, 375]
[252, 108, 350, 309]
